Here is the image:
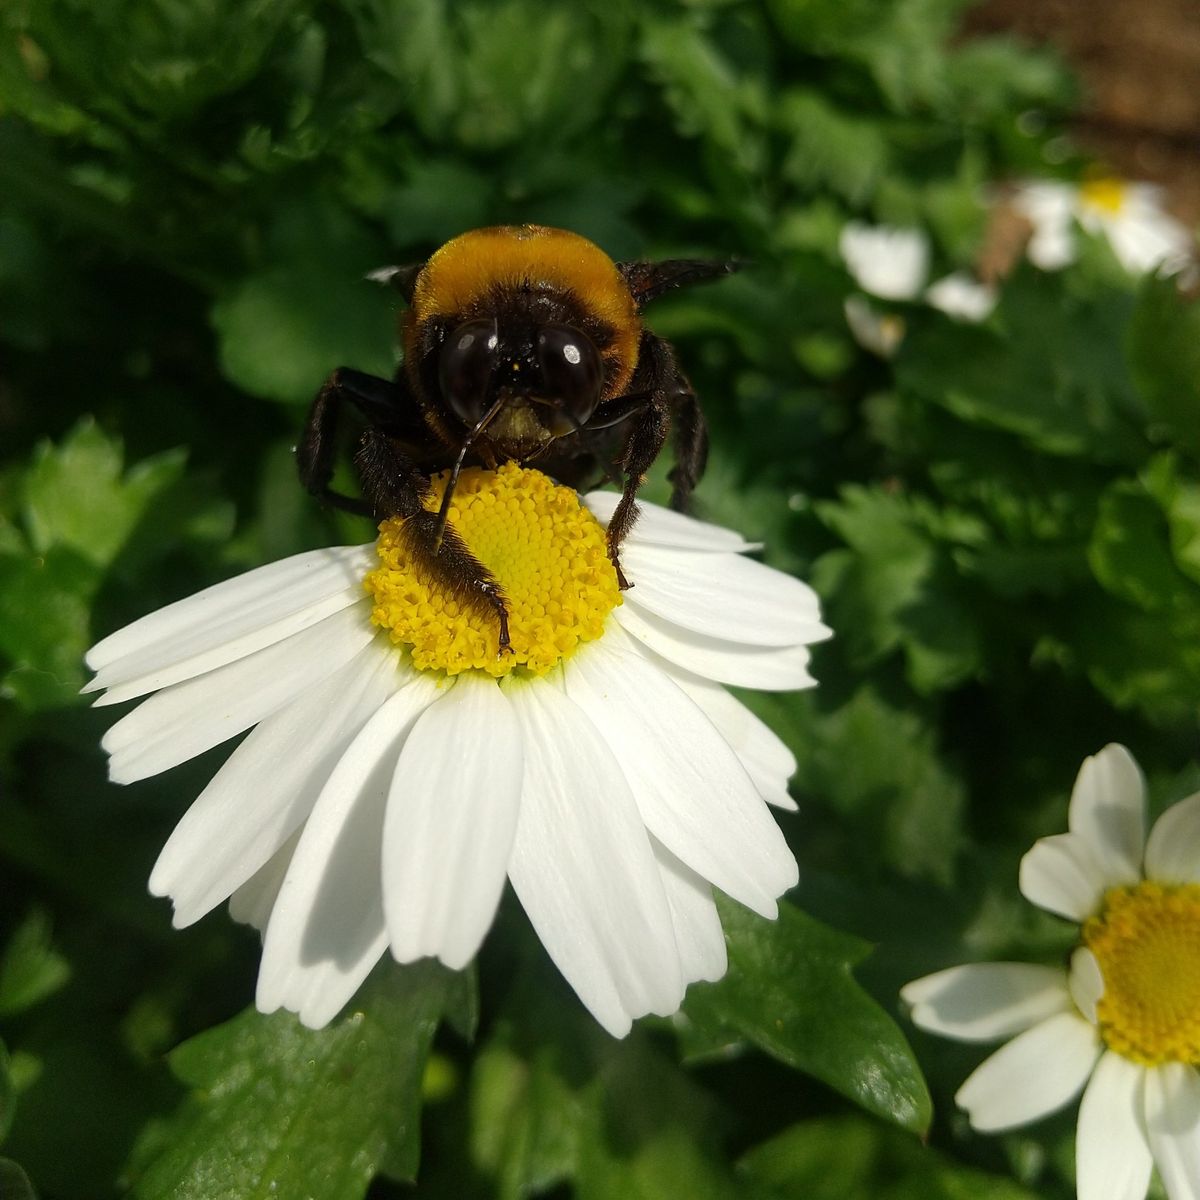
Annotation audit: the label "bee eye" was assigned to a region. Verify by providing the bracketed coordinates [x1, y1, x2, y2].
[439, 319, 500, 426]
[537, 326, 603, 435]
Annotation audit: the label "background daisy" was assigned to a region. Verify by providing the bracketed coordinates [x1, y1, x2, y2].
[903, 745, 1200, 1200]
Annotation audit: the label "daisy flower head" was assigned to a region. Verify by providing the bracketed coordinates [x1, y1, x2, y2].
[1012, 177, 1196, 277]
[902, 744, 1200, 1200]
[87, 464, 829, 1037]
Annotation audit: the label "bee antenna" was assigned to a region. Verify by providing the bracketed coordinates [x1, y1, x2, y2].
[432, 394, 508, 554]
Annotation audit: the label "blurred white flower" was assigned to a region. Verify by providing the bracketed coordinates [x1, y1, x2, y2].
[839, 223, 995, 355]
[88, 464, 830, 1036]
[903, 744, 1200, 1200]
[1013, 178, 1195, 276]
[924, 272, 998, 323]
[842, 295, 907, 359]
[839, 222, 930, 301]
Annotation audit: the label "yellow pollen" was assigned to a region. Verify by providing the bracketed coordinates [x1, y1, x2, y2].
[363, 463, 620, 678]
[1079, 177, 1128, 216]
[1082, 881, 1200, 1066]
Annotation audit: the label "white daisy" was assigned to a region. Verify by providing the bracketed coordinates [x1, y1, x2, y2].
[924, 272, 997, 323]
[839, 222, 930, 302]
[1012, 178, 1195, 276]
[902, 744, 1200, 1200]
[87, 464, 829, 1037]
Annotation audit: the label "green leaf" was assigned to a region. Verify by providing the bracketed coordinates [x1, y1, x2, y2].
[753, 686, 965, 885]
[682, 901, 932, 1135]
[1128, 273, 1200, 457]
[897, 268, 1148, 463]
[814, 485, 984, 693]
[0, 546, 98, 709]
[126, 961, 467, 1200]
[1088, 480, 1196, 612]
[739, 1116, 1040, 1200]
[575, 1039, 741, 1200]
[777, 91, 890, 206]
[22, 420, 186, 567]
[0, 911, 70, 1019]
[210, 201, 395, 404]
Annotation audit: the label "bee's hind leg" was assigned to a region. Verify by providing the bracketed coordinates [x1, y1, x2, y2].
[355, 430, 512, 653]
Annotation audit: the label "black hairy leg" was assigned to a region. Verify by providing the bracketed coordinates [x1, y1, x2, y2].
[604, 332, 705, 587]
[665, 366, 708, 513]
[356, 430, 512, 653]
[297, 367, 430, 517]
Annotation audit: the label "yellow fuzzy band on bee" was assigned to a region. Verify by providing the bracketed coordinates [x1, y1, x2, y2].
[406, 225, 641, 397]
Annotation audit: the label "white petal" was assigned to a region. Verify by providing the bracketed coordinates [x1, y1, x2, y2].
[565, 631, 797, 917]
[620, 542, 826, 647]
[583, 492, 757, 553]
[256, 677, 440, 1029]
[901, 963, 1072, 1042]
[670, 671, 797, 810]
[1076, 1051, 1152, 1200]
[102, 604, 377, 782]
[504, 677, 683, 1037]
[1145, 793, 1200, 884]
[844, 295, 906, 358]
[383, 673, 523, 970]
[228, 828, 301, 934]
[615, 601, 820, 691]
[85, 543, 376, 690]
[1068, 946, 1105, 1025]
[1145, 1064, 1200, 1200]
[1019, 832, 1107, 922]
[955, 1011, 1102, 1132]
[924, 272, 997, 323]
[149, 643, 402, 928]
[90, 584, 369, 701]
[655, 841, 727, 985]
[838, 223, 930, 301]
[1068, 744, 1145, 886]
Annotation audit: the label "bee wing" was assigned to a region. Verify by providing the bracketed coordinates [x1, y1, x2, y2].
[616, 258, 741, 307]
[364, 261, 425, 303]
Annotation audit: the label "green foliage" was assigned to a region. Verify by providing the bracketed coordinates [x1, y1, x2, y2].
[683, 900, 932, 1134]
[0, 0, 1195, 1198]
[127, 962, 468, 1199]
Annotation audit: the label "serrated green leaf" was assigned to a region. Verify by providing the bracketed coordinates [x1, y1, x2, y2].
[898, 268, 1148, 462]
[22, 420, 186, 567]
[126, 961, 466, 1200]
[814, 486, 984, 693]
[682, 901, 932, 1134]
[0, 911, 70, 1020]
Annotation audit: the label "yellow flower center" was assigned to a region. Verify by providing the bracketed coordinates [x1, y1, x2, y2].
[363, 463, 620, 678]
[1079, 178, 1128, 216]
[1082, 881, 1200, 1066]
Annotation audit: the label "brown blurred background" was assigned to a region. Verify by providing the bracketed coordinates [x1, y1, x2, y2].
[967, 0, 1200, 222]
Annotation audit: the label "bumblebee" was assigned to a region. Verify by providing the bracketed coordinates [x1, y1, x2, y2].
[297, 224, 736, 651]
